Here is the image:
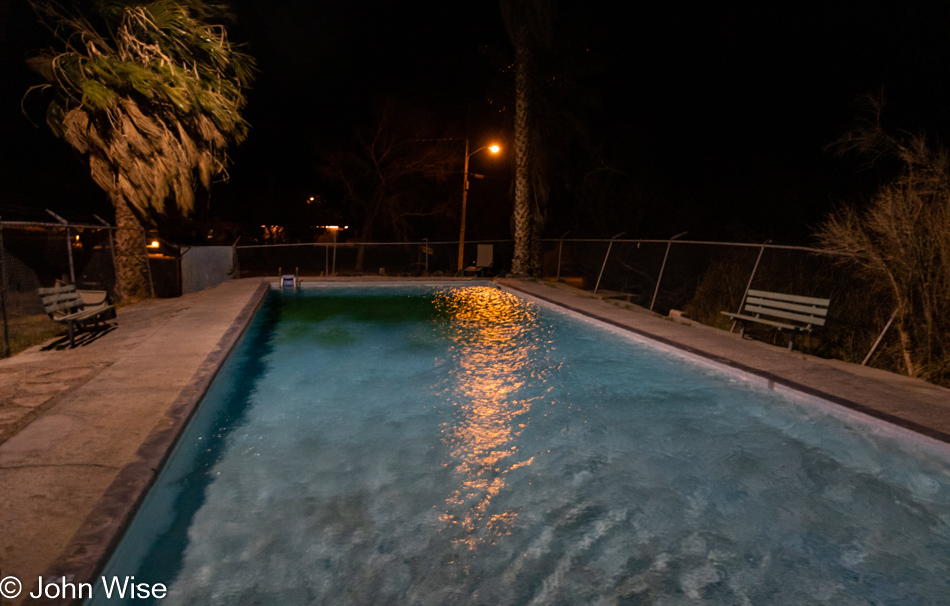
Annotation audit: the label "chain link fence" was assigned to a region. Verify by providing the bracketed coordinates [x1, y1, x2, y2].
[0, 227, 912, 382]
[0, 218, 166, 356]
[0, 221, 117, 355]
[543, 238, 901, 377]
[237, 237, 901, 376]
[235, 240, 516, 278]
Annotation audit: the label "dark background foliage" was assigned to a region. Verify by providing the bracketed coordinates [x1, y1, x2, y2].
[3, 0, 950, 243]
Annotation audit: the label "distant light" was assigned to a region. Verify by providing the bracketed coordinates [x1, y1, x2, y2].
[75, 235, 80, 241]
[148, 240, 160, 248]
[308, 196, 314, 204]
[489, 145, 500, 153]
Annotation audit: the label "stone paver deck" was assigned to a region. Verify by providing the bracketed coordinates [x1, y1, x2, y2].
[1, 276, 948, 605]
[0, 278, 268, 605]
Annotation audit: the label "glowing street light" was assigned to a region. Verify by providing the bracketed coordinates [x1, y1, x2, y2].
[317, 224, 347, 275]
[458, 140, 501, 272]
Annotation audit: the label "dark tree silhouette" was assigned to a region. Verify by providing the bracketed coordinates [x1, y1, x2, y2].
[321, 99, 458, 270]
[819, 96, 950, 382]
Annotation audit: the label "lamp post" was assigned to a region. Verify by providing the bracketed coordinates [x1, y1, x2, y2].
[323, 225, 345, 275]
[458, 140, 500, 272]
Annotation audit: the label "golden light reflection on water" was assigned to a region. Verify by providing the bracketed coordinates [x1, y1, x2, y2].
[434, 287, 551, 551]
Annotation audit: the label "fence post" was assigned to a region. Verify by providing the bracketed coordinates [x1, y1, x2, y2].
[66, 227, 76, 283]
[555, 231, 569, 281]
[140, 226, 156, 297]
[93, 215, 117, 293]
[593, 241, 612, 294]
[862, 309, 898, 366]
[231, 236, 241, 279]
[332, 229, 338, 275]
[0, 218, 10, 357]
[593, 232, 625, 294]
[649, 242, 671, 311]
[649, 231, 687, 312]
[46, 209, 75, 283]
[731, 240, 769, 333]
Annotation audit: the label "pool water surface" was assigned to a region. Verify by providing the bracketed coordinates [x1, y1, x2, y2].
[90, 284, 950, 605]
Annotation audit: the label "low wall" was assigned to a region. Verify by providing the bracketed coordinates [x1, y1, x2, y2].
[181, 246, 234, 294]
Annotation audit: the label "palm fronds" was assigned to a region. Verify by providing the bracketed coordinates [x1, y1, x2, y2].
[26, 0, 255, 216]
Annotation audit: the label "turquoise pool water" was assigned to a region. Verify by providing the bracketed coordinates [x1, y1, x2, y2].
[90, 284, 950, 605]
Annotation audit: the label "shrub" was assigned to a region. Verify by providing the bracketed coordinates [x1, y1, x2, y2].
[818, 128, 950, 384]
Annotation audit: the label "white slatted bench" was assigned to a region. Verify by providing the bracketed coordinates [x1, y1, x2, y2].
[721, 289, 830, 351]
[38, 284, 116, 347]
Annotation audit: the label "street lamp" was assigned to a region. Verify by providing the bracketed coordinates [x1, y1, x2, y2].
[458, 139, 500, 272]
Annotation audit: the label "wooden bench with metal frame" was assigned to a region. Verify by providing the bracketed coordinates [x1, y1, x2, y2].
[721, 289, 830, 351]
[38, 284, 116, 347]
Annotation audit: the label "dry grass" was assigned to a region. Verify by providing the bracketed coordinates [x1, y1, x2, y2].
[3, 314, 62, 357]
[684, 257, 749, 331]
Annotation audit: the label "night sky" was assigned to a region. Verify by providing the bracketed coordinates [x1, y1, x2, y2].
[2, 0, 949, 243]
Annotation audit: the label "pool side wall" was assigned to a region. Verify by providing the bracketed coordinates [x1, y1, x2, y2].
[31, 281, 270, 606]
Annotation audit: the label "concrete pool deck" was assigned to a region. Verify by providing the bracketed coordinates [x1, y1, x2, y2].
[0, 278, 269, 605]
[1, 276, 948, 604]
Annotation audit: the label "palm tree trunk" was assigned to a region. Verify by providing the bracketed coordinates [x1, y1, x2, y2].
[113, 194, 150, 302]
[511, 34, 532, 277]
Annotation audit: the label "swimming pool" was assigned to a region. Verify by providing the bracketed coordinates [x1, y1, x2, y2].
[90, 283, 950, 605]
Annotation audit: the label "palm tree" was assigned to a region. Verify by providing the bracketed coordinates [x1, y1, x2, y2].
[26, 0, 254, 300]
[499, 0, 554, 276]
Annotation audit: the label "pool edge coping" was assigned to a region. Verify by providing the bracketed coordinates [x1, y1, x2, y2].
[500, 281, 950, 446]
[33, 280, 271, 606]
[29, 277, 949, 605]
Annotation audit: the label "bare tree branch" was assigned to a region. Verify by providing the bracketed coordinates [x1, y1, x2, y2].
[819, 116, 950, 382]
